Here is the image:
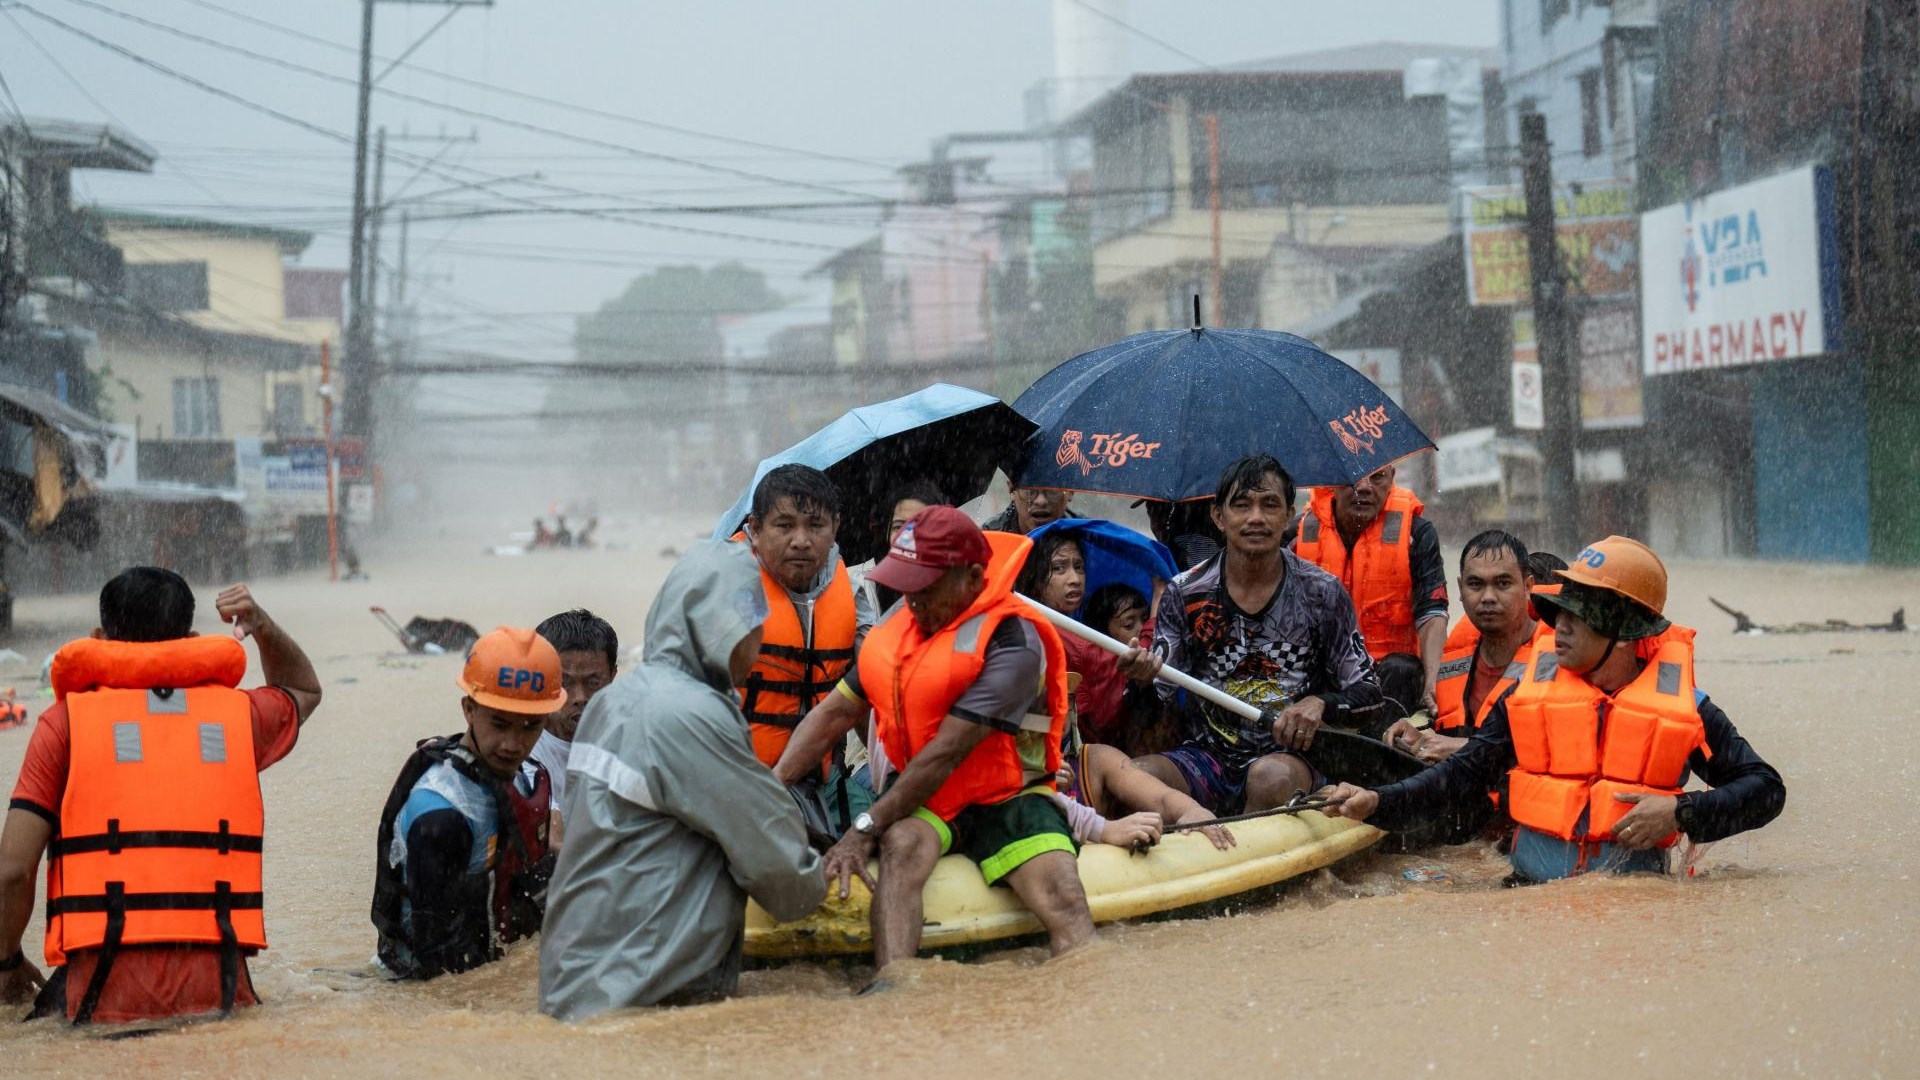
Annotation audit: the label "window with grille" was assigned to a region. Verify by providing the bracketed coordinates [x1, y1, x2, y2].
[172, 377, 223, 437]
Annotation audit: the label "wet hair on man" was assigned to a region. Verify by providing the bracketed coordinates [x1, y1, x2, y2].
[1459, 529, 1531, 576]
[98, 566, 196, 642]
[751, 463, 841, 522]
[535, 609, 619, 670]
[1213, 454, 1296, 510]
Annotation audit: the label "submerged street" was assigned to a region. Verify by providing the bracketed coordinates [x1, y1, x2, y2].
[1, 516, 1911, 1077]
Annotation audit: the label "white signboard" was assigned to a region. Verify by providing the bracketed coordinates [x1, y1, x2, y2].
[1435, 426, 1503, 492]
[1640, 165, 1841, 375]
[1511, 362, 1544, 431]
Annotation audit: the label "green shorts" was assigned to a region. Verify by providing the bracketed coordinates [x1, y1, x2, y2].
[913, 790, 1077, 886]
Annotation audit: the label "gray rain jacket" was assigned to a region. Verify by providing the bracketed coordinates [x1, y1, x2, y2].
[538, 540, 825, 1020]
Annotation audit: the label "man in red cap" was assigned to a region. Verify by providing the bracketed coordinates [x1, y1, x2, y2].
[371, 626, 565, 979]
[776, 506, 1091, 976]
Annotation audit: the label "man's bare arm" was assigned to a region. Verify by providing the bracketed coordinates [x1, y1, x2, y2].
[217, 585, 322, 722]
[0, 809, 52, 1001]
[772, 689, 863, 786]
[859, 715, 993, 832]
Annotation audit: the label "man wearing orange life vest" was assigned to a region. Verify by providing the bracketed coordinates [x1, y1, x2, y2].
[1324, 537, 1786, 883]
[0, 568, 322, 1023]
[737, 466, 866, 831]
[775, 506, 1091, 973]
[1292, 464, 1449, 709]
[1384, 531, 1551, 765]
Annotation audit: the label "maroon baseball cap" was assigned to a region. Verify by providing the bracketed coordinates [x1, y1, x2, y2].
[867, 505, 992, 594]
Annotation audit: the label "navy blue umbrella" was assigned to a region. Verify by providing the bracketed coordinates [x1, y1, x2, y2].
[1012, 327, 1433, 500]
[713, 383, 1035, 566]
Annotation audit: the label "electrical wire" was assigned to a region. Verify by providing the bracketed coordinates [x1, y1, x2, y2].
[36, 0, 887, 203]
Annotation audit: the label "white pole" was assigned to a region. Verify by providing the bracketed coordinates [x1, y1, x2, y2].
[1016, 593, 1263, 723]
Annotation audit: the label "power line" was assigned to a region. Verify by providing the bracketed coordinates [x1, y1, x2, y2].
[38, 0, 885, 202]
[1061, 0, 1217, 72]
[168, 0, 902, 174]
[7, 6, 942, 264]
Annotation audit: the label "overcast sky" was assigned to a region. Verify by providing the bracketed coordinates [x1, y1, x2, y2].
[2, 0, 1497, 380]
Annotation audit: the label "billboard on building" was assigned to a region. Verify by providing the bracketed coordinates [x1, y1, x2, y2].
[1640, 165, 1843, 375]
[1460, 180, 1638, 306]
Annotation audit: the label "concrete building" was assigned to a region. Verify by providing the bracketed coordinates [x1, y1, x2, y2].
[94, 210, 341, 442]
[1499, 0, 1665, 185]
[1067, 42, 1497, 336]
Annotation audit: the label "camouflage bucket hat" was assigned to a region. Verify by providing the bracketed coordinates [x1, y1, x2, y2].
[1534, 581, 1670, 641]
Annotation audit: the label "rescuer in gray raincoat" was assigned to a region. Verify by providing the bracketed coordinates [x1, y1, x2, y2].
[538, 540, 826, 1019]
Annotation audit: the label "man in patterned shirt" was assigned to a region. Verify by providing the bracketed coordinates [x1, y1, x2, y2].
[1119, 456, 1383, 814]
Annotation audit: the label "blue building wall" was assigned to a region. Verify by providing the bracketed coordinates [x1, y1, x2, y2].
[1750, 355, 1870, 561]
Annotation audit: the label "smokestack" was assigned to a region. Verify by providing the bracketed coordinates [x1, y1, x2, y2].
[1051, 0, 1129, 122]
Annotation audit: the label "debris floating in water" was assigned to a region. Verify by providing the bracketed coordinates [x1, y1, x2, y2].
[1709, 598, 1906, 636]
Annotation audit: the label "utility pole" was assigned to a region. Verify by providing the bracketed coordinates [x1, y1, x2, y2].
[341, 0, 490, 537]
[1205, 112, 1224, 326]
[364, 127, 387, 358]
[1520, 112, 1580, 555]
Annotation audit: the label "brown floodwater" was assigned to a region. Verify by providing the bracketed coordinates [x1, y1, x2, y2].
[2, 516, 1915, 1077]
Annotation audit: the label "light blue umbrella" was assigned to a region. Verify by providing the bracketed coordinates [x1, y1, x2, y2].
[712, 383, 1035, 565]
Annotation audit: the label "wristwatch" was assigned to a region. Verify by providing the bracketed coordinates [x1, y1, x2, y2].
[1673, 792, 1697, 839]
[852, 812, 878, 836]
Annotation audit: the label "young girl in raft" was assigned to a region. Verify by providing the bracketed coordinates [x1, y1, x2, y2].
[1015, 533, 1231, 852]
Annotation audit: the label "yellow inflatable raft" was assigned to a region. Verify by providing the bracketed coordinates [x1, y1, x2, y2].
[745, 810, 1381, 958]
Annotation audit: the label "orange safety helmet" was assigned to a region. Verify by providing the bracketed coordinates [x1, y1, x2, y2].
[1557, 535, 1668, 615]
[458, 626, 567, 714]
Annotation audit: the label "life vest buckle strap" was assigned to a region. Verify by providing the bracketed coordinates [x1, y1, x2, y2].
[72, 882, 127, 1026]
[50, 826, 265, 857]
[47, 888, 266, 915]
[745, 711, 804, 730]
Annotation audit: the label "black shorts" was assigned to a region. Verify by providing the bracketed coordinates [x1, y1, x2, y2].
[915, 791, 1077, 886]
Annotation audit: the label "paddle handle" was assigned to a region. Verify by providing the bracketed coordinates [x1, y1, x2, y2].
[1015, 593, 1263, 723]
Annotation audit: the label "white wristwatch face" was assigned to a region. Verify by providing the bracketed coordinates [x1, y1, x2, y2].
[855, 813, 876, 834]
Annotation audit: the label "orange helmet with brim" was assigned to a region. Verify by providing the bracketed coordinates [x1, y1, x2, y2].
[459, 626, 567, 714]
[1533, 536, 1671, 641]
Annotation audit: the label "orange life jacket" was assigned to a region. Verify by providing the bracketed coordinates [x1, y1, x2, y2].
[1432, 619, 1549, 736]
[738, 558, 858, 770]
[866, 531, 1069, 822]
[1505, 627, 1708, 847]
[1294, 485, 1423, 660]
[44, 636, 264, 1021]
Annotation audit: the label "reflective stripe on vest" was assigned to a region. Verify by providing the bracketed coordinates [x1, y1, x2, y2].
[866, 531, 1069, 822]
[740, 559, 858, 769]
[1431, 620, 1547, 736]
[48, 683, 264, 968]
[1293, 486, 1423, 660]
[1504, 631, 1707, 847]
